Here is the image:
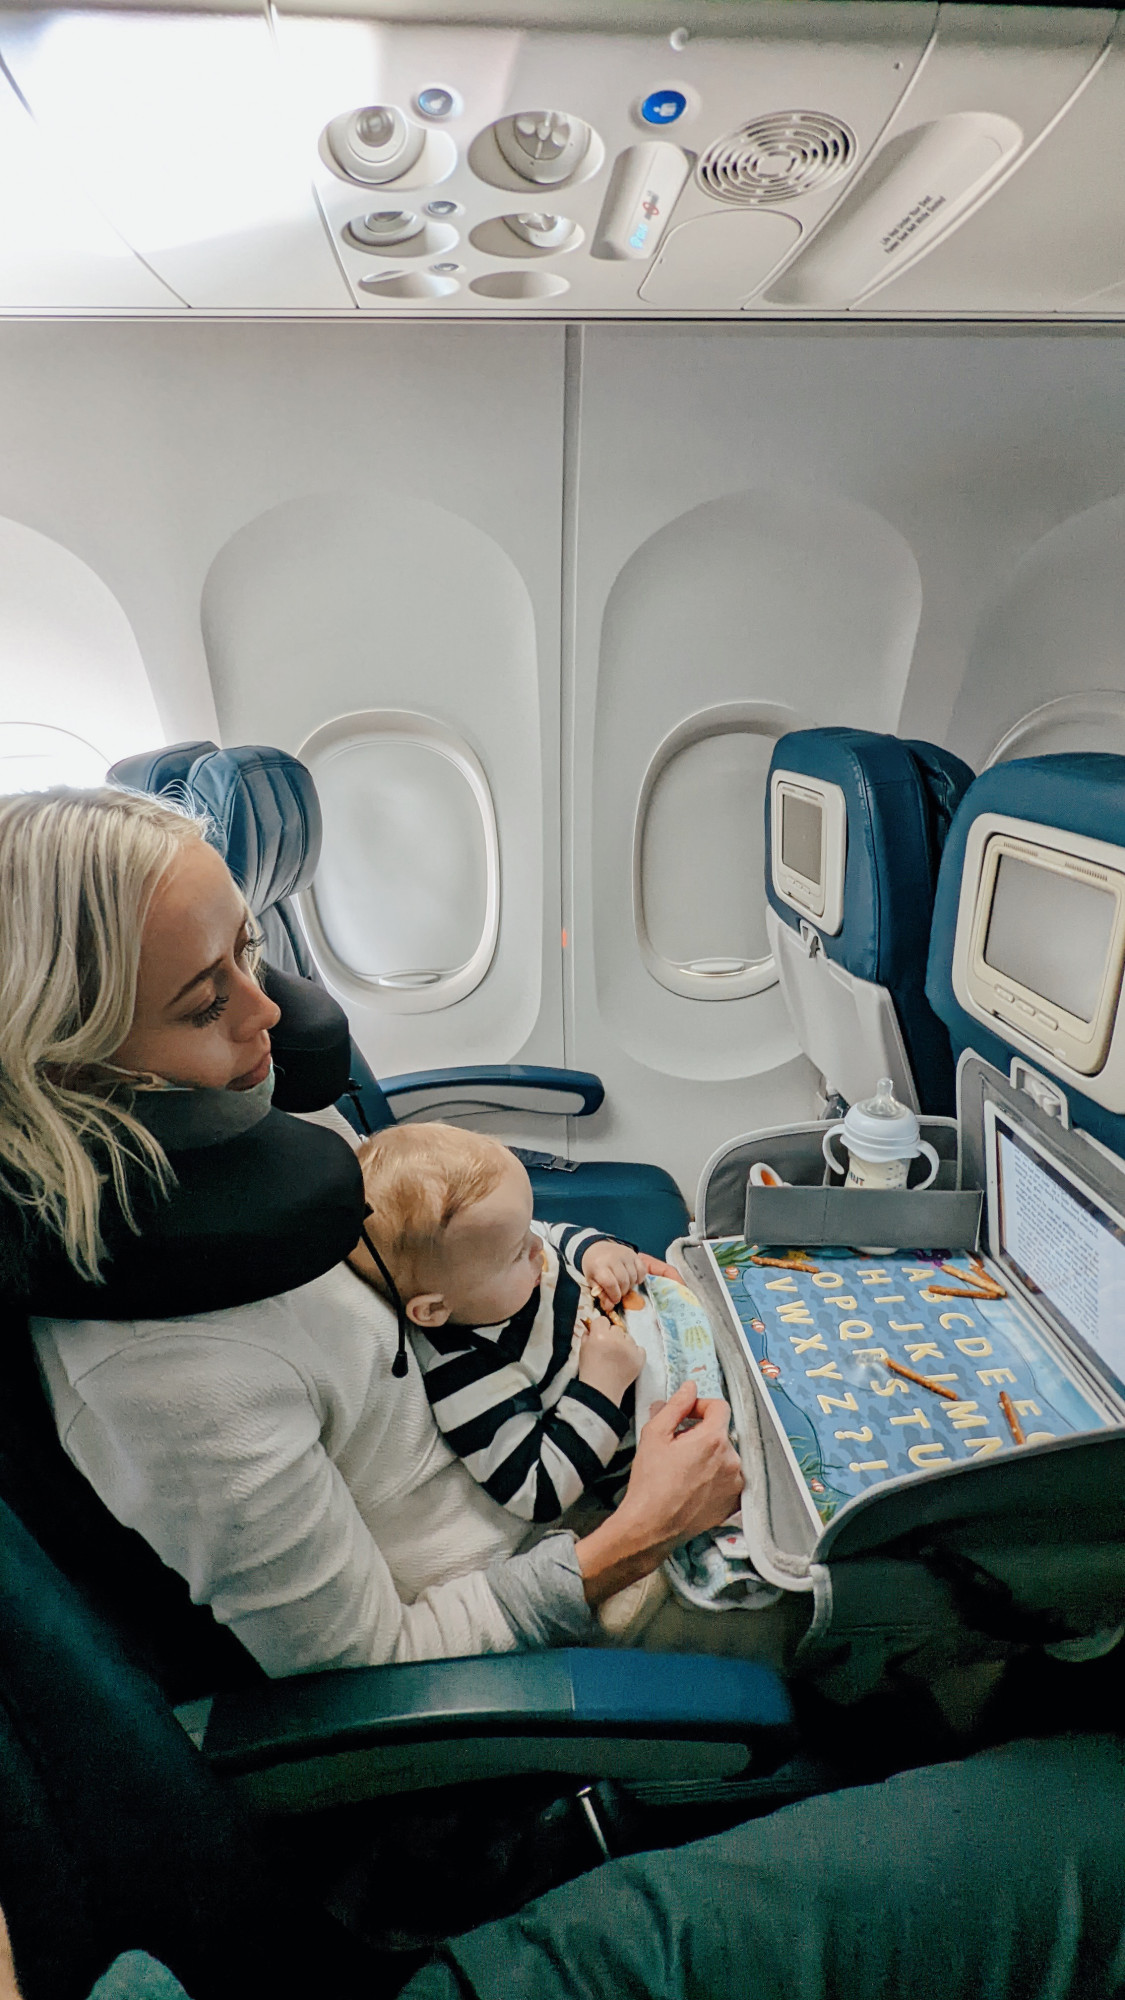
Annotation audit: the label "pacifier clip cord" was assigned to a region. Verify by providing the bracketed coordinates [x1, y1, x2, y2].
[362, 1211, 410, 1378]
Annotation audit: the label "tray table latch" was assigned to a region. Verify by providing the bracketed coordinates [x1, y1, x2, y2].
[1009, 1059, 1069, 1127]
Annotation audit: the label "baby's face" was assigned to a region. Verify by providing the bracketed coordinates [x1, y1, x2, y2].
[432, 1153, 543, 1327]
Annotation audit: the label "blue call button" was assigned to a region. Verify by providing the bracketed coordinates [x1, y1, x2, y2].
[641, 89, 687, 126]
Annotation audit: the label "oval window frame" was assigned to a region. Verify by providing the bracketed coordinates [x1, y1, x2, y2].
[297, 708, 501, 1015]
[631, 700, 809, 1001]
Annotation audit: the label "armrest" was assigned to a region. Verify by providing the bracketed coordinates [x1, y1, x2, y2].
[198, 1651, 795, 1816]
[379, 1065, 605, 1122]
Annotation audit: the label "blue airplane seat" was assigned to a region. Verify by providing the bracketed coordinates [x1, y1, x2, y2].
[926, 752, 1125, 1161]
[110, 742, 690, 1257]
[111, 740, 323, 981]
[764, 727, 974, 1116]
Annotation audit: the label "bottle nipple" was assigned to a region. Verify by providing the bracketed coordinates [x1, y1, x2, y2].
[856, 1076, 905, 1121]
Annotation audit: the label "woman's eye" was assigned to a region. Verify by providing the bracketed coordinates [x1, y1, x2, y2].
[188, 993, 229, 1028]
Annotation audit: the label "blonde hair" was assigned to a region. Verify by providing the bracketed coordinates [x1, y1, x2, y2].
[356, 1122, 512, 1298]
[0, 785, 229, 1283]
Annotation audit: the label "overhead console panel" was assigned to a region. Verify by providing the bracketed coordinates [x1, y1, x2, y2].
[0, 2, 1120, 316]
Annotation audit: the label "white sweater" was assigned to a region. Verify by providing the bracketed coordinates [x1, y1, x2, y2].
[31, 1262, 533, 1677]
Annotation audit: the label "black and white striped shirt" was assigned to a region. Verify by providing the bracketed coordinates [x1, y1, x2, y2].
[408, 1222, 634, 1524]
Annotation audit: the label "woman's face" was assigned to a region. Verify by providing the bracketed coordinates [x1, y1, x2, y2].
[113, 840, 281, 1091]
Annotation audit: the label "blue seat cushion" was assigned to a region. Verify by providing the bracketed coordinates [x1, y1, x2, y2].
[527, 1161, 689, 1260]
[112, 743, 321, 915]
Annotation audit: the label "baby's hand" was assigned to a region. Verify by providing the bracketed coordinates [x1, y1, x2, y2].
[582, 1239, 644, 1306]
[578, 1312, 645, 1404]
[581, 1240, 684, 1307]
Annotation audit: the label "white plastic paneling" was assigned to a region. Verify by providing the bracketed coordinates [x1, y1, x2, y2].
[639, 211, 800, 308]
[0, 321, 563, 1129]
[587, 483, 919, 1088]
[0, 10, 352, 308]
[947, 494, 1125, 770]
[299, 711, 500, 1012]
[766, 904, 918, 1112]
[271, 4, 934, 315]
[769, 4, 1113, 310]
[0, 58, 176, 308]
[0, 5, 1123, 318]
[868, 12, 1125, 313]
[986, 693, 1125, 769]
[201, 487, 546, 1071]
[0, 517, 163, 774]
[0, 722, 110, 793]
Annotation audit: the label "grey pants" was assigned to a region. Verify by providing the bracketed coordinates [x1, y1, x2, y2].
[403, 1734, 1125, 2000]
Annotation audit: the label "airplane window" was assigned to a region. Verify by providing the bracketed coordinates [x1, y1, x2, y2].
[635, 724, 777, 1000]
[0, 721, 108, 793]
[299, 715, 500, 1011]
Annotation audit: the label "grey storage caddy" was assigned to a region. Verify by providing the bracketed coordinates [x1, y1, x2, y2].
[674, 1061, 1125, 1701]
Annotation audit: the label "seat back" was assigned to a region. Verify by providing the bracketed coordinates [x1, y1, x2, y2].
[0, 1496, 366, 2000]
[109, 740, 323, 979]
[926, 752, 1125, 1160]
[764, 728, 974, 1115]
[0, 1320, 262, 1704]
[110, 741, 394, 1133]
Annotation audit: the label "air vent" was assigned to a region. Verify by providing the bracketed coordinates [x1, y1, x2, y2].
[697, 112, 855, 206]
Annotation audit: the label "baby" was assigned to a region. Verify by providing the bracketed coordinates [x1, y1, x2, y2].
[347, 1122, 676, 1524]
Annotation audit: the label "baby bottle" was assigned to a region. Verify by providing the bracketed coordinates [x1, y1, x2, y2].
[822, 1077, 939, 1191]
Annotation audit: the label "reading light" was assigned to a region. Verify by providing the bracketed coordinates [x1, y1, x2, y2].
[494, 110, 593, 186]
[504, 212, 579, 250]
[324, 104, 425, 186]
[346, 209, 424, 248]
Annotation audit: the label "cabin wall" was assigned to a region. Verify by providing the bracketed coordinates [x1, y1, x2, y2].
[0, 318, 1123, 1194]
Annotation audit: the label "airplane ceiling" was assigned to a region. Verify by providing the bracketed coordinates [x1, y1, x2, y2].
[0, 3, 1123, 316]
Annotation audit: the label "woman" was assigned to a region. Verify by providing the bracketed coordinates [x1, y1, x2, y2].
[0, 786, 758, 1677]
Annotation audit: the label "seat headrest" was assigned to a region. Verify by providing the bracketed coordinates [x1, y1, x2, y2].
[926, 752, 1125, 1152]
[111, 742, 321, 917]
[765, 727, 974, 986]
[109, 740, 218, 795]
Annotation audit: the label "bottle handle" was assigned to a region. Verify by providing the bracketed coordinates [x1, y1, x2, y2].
[822, 1126, 848, 1178]
[914, 1141, 940, 1192]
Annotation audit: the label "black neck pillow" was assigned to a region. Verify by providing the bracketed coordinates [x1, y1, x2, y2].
[5, 967, 367, 1320]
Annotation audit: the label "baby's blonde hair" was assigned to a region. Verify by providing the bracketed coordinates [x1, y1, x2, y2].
[0, 785, 238, 1282]
[356, 1122, 513, 1298]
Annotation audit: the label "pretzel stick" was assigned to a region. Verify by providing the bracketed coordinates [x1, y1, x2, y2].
[999, 1390, 1026, 1445]
[926, 1284, 1008, 1301]
[749, 1254, 819, 1273]
[881, 1355, 959, 1402]
[936, 1258, 1007, 1300]
[588, 1283, 627, 1332]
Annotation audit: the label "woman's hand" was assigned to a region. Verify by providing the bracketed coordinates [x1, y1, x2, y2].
[581, 1240, 685, 1306]
[573, 1382, 743, 1607]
